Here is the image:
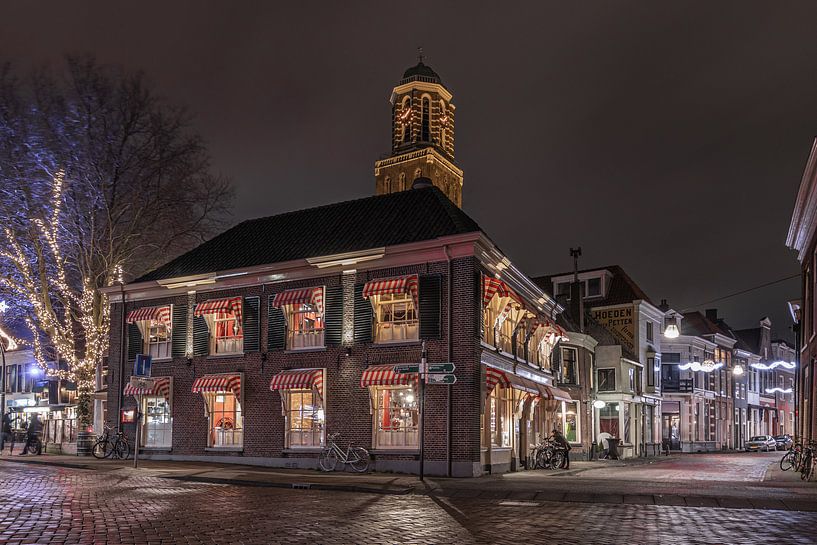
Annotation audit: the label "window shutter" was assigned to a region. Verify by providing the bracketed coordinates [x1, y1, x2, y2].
[192, 315, 210, 357]
[171, 304, 188, 358]
[353, 283, 373, 343]
[476, 270, 483, 339]
[243, 296, 260, 353]
[419, 274, 442, 339]
[324, 285, 343, 346]
[551, 340, 562, 377]
[267, 296, 287, 350]
[126, 323, 142, 362]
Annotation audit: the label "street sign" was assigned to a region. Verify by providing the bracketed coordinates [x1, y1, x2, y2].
[393, 364, 420, 374]
[133, 354, 153, 377]
[427, 363, 455, 374]
[129, 376, 156, 391]
[426, 373, 456, 385]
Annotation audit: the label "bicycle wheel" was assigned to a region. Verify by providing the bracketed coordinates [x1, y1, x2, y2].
[550, 451, 565, 470]
[536, 448, 549, 469]
[92, 439, 111, 459]
[319, 448, 338, 472]
[113, 438, 131, 460]
[780, 451, 794, 471]
[800, 453, 812, 481]
[348, 447, 370, 473]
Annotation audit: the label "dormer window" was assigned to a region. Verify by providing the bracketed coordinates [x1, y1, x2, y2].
[587, 277, 601, 297]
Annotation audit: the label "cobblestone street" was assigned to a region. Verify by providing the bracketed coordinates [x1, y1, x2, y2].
[1, 458, 816, 545]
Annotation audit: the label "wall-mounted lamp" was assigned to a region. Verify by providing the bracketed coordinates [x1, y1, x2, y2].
[593, 400, 606, 409]
[345, 347, 352, 357]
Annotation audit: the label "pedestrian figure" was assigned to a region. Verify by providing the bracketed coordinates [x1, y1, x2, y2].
[20, 414, 42, 455]
[0, 412, 11, 454]
[552, 428, 571, 469]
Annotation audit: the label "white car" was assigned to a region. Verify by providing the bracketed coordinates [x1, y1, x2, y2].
[745, 435, 777, 452]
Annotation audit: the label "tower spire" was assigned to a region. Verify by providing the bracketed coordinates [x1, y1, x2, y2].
[417, 46, 424, 63]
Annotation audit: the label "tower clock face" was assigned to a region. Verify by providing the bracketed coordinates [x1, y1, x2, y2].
[398, 106, 411, 123]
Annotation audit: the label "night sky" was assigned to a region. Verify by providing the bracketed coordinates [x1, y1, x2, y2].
[3, 2, 815, 340]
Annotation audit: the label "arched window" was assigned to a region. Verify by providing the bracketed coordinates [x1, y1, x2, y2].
[398, 173, 406, 191]
[384, 176, 391, 193]
[421, 97, 430, 142]
[439, 100, 447, 149]
[401, 97, 411, 144]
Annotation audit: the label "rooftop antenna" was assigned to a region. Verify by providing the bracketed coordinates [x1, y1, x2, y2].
[417, 46, 424, 63]
[570, 247, 582, 283]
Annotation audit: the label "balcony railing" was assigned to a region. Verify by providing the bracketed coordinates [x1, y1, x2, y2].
[663, 379, 693, 393]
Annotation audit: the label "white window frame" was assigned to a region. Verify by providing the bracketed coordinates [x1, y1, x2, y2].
[371, 385, 418, 449]
[205, 390, 243, 448]
[286, 302, 325, 350]
[208, 311, 243, 355]
[373, 293, 419, 344]
[144, 319, 172, 361]
[141, 391, 172, 449]
[557, 400, 581, 444]
[283, 389, 325, 448]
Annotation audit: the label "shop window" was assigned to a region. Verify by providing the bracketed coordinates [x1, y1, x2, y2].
[205, 392, 243, 448]
[373, 293, 418, 343]
[287, 303, 325, 349]
[557, 401, 580, 443]
[599, 403, 620, 437]
[373, 386, 418, 448]
[285, 390, 325, 448]
[598, 368, 616, 391]
[488, 385, 512, 447]
[142, 396, 172, 448]
[560, 347, 577, 384]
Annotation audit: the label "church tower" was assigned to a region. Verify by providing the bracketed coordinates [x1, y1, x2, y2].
[374, 54, 464, 207]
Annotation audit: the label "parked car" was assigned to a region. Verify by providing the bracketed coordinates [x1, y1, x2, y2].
[774, 434, 793, 451]
[745, 435, 777, 452]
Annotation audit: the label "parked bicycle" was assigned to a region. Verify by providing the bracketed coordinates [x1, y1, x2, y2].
[92, 424, 131, 460]
[530, 438, 566, 470]
[780, 441, 802, 472]
[800, 442, 816, 482]
[318, 433, 370, 472]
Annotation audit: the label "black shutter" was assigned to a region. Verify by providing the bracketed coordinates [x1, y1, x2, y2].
[353, 283, 373, 343]
[324, 285, 343, 346]
[419, 274, 442, 339]
[171, 304, 188, 358]
[127, 323, 142, 362]
[192, 315, 210, 357]
[551, 340, 562, 377]
[267, 297, 287, 350]
[243, 296, 260, 352]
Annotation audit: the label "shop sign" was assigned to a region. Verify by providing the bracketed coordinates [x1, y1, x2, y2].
[120, 409, 136, 424]
[591, 305, 635, 352]
[129, 376, 156, 391]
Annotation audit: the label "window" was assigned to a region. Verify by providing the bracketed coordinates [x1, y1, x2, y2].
[205, 391, 243, 448]
[142, 395, 172, 448]
[488, 385, 512, 447]
[647, 357, 655, 387]
[599, 403, 620, 437]
[623, 402, 631, 443]
[421, 97, 430, 141]
[663, 352, 681, 363]
[557, 401, 580, 443]
[287, 303, 324, 349]
[628, 368, 635, 392]
[209, 311, 243, 354]
[439, 99, 447, 149]
[145, 319, 171, 360]
[401, 97, 411, 143]
[373, 292, 418, 343]
[598, 368, 616, 391]
[555, 282, 570, 297]
[586, 277, 601, 297]
[285, 390, 324, 448]
[560, 347, 577, 384]
[373, 386, 418, 448]
[646, 321, 654, 343]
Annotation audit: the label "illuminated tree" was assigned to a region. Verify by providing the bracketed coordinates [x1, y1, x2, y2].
[0, 57, 233, 426]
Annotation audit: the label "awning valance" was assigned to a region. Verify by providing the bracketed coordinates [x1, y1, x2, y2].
[482, 275, 523, 308]
[486, 366, 510, 397]
[544, 384, 573, 402]
[194, 297, 243, 323]
[486, 366, 545, 397]
[269, 368, 324, 399]
[191, 374, 242, 398]
[362, 275, 419, 309]
[126, 306, 172, 328]
[271, 287, 324, 315]
[529, 318, 568, 341]
[124, 377, 171, 399]
[360, 364, 416, 388]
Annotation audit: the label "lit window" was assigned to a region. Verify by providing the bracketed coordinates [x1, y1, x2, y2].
[142, 395, 172, 448]
[205, 391, 243, 447]
[560, 347, 577, 384]
[285, 390, 325, 448]
[211, 311, 243, 355]
[488, 385, 512, 447]
[557, 401, 580, 443]
[287, 303, 325, 350]
[373, 386, 418, 448]
[145, 320, 171, 360]
[373, 293, 418, 343]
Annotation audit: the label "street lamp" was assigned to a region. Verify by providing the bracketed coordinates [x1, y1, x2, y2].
[663, 312, 680, 339]
[733, 364, 745, 376]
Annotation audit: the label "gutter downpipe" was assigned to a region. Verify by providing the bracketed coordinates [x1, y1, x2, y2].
[444, 245, 454, 478]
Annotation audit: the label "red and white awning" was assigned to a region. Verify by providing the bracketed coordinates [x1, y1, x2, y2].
[271, 287, 324, 315]
[482, 275, 523, 308]
[359, 364, 416, 388]
[126, 306, 172, 328]
[362, 275, 419, 309]
[486, 366, 511, 396]
[543, 384, 573, 402]
[269, 368, 324, 399]
[191, 374, 242, 398]
[529, 317, 568, 341]
[124, 377, 171, 399]
[194, 297, 243, 324]
[486, 366, 548, 398]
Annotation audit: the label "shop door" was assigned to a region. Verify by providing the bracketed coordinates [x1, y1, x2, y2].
[662, 414, 681, 450]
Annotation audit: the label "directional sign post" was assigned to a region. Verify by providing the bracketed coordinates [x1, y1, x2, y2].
[393, 364, 419, 374]
[427, 363, 455, 374]
[426, 373, 456, 385]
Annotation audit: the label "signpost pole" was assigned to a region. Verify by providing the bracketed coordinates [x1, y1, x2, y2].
[419, 341, 426, 482]
[133, 396, 140, 469]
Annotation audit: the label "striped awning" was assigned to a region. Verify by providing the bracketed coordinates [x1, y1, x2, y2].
[271, 287, 324, 315]
[362, 275, 419, 309]
[529, 317, 568, 341]
[191, 374, 242, 398]
[194, 297, 243, 324]
[359, 364, 416, 388]
[269, 368, 324, 399]
[543, 384, 573, 402]
[485, 366, 544, 397]
[126, 306, 172, 328]
[124, 377, 171, 399]
[482, 275, 523, 307]
[486, 366, 511, 396]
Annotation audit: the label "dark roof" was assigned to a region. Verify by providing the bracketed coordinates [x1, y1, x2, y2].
[733, 328, 762, 355]
[532, 265, 655, 307]
[401, 62, 443, 85]
[680, 311, 724, 337]
[134, 187, 481, 283]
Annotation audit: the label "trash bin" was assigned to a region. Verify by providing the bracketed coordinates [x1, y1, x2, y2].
[607, 437, 621, 460]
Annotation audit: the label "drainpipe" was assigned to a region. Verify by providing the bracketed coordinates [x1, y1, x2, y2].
[117, 283, 126, 433]
[444, 245, 453, 478]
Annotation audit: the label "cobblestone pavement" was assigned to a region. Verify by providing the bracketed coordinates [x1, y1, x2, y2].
[1, 462, 816, 545]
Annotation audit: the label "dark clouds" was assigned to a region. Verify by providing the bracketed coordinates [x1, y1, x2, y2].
[1, 1, 813, 339]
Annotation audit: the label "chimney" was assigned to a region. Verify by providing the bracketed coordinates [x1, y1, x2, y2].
[569, 280, 585, 333]
[705, 308, 718, 322]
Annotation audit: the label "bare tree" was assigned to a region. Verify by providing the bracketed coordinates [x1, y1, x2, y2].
[0, 57, 233, 425]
